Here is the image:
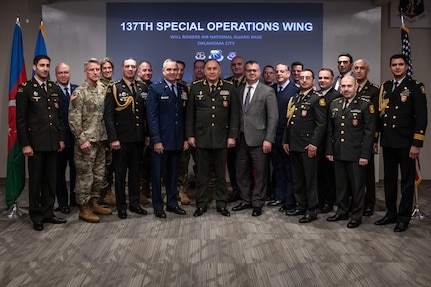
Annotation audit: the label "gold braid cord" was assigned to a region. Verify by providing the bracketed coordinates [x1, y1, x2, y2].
[378, 84, 389, 118]
[285, 97, 295, 126]
[113, 84, 135, 112]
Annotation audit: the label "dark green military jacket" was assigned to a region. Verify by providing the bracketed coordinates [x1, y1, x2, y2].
[186, 79, 239, 149]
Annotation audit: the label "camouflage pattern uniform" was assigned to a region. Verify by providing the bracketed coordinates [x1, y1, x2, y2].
[69, 80, 108, 205]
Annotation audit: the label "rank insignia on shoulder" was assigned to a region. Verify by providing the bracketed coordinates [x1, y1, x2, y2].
[421, 86, 426, 94]
[319, 97, 326, 107]
[369, 104, 375, 114]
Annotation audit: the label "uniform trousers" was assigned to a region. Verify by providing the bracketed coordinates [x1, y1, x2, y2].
[28, 151, 57, 222]
[334, 160, 366, 221]
[236, 133, 268, 208]
[364, 155, 376, 209]
[290, 151, 319, 215]
[74, 141, 106, 205]
[151, 149, 181, 211]
[382, 147, 415, 224]
[56, 147, 76, 207]
[270, 136, 295, 205]
[112, 142, 144, 211]
[196, 147, 228, 209]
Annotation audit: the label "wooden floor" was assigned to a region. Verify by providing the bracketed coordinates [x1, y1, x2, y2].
[1, 181, 431, 287]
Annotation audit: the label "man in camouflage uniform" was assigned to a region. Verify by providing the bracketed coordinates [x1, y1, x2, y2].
[69, 58, 112, 223]
[98, 57, 116, 206]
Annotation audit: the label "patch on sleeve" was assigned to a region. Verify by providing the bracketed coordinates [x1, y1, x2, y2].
[369, 104, 375, 114]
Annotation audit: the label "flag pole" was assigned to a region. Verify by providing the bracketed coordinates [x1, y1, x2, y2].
[3, 14, 28, 219]
[412, 158, 426, 220]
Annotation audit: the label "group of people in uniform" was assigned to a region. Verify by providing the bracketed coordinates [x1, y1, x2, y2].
[16, 52, 427, 233]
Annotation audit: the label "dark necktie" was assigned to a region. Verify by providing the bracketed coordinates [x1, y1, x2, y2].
[234, 79, 239, 87]
[337, 76, 343, 92]
[130, 83, 136, 96]
[244, 86, 252, 111]
[64, 87, 70, 97]
[171, 84, 176, 96]
[392, 81, 398, 92]
[41, 83, 46, 92]
[343, 99, 349, 110]
[211, 84, 216, 93]
[278, 86, 282, 93]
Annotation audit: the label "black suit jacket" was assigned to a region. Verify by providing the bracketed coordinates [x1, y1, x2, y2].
[16, 78, 64, 152]
[104, 79, 147, 143]
[57, 83, 78, 148]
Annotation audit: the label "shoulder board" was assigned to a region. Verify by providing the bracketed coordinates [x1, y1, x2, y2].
[192, 79, 205, 84]
[223, 79, 233, 85]
[382, 80, 390, 86]
[359, 97, 370, 102]
[114, 80, 121, 85]
[371, 83, 379, 89]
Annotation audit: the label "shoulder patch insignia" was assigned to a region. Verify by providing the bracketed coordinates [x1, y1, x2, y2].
[369, 104, 375, 114]
[193, 79, 204, 84]
[421, 85, 426, 94]
[319, 97, 326, 107]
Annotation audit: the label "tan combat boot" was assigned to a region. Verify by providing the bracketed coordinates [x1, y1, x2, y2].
[89, 197, 113, 215]
[99, 187, 116, 206]
[79, 203, 100, 223]
[140, 192, 150, 205]
[163, 194, 167, 204]
[178, 187, 191, 205]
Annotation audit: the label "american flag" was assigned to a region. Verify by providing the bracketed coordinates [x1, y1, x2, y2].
[401, 24, 413, 77]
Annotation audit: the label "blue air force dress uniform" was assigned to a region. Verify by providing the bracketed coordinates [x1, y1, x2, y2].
[146, 80, 189, 214]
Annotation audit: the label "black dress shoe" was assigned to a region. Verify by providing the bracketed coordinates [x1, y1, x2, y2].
[232, 202, 252, 211]
[319, 203, 333, 214]
[118, 209, 127, 219]
[166, 206, 186, 215]
[193, 207, 207, 217]
[130, 206, 148, 215]
[252, 207, 262, 217]
[286, 209, 305, 216]
[375, 216, 397, 225]
[43, 216, 67, 224]
[299, 214, 316, 223]
[216, 207, 231, 217]
[347, 219, 361, 228]
[33, 221, 43, 231]
[267, 200, 282, 207]
[327, 213, 349, 222]
[54, 205, 71, 214]
[363, 207, 374, 217]
[155, 210, 167, 218]
[394, 222, 408, 232]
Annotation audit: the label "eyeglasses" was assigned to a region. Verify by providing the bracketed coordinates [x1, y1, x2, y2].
[246, 69, 258, 73]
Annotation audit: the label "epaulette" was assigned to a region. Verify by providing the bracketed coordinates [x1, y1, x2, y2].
[192, 79, 205, 84]
[314, 90, 323, 97]
[223, 79, 233, 85]
[114, 80, 121, 85]
[359, 97, 370, 102]
[371, 83, 380, 89]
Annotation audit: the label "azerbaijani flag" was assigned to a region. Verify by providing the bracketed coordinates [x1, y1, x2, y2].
[6, 18, 27, 208]
[32, 19, 48, 76]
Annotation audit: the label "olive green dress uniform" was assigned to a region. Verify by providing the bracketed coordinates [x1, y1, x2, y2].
[282, 90, 327, 217]
[16, 79, 65, 223]
[357, 80, 380, 212]
[326, 96, 375, 221]
[378, 77, 427, 225]
[186, 79, 239, 209]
